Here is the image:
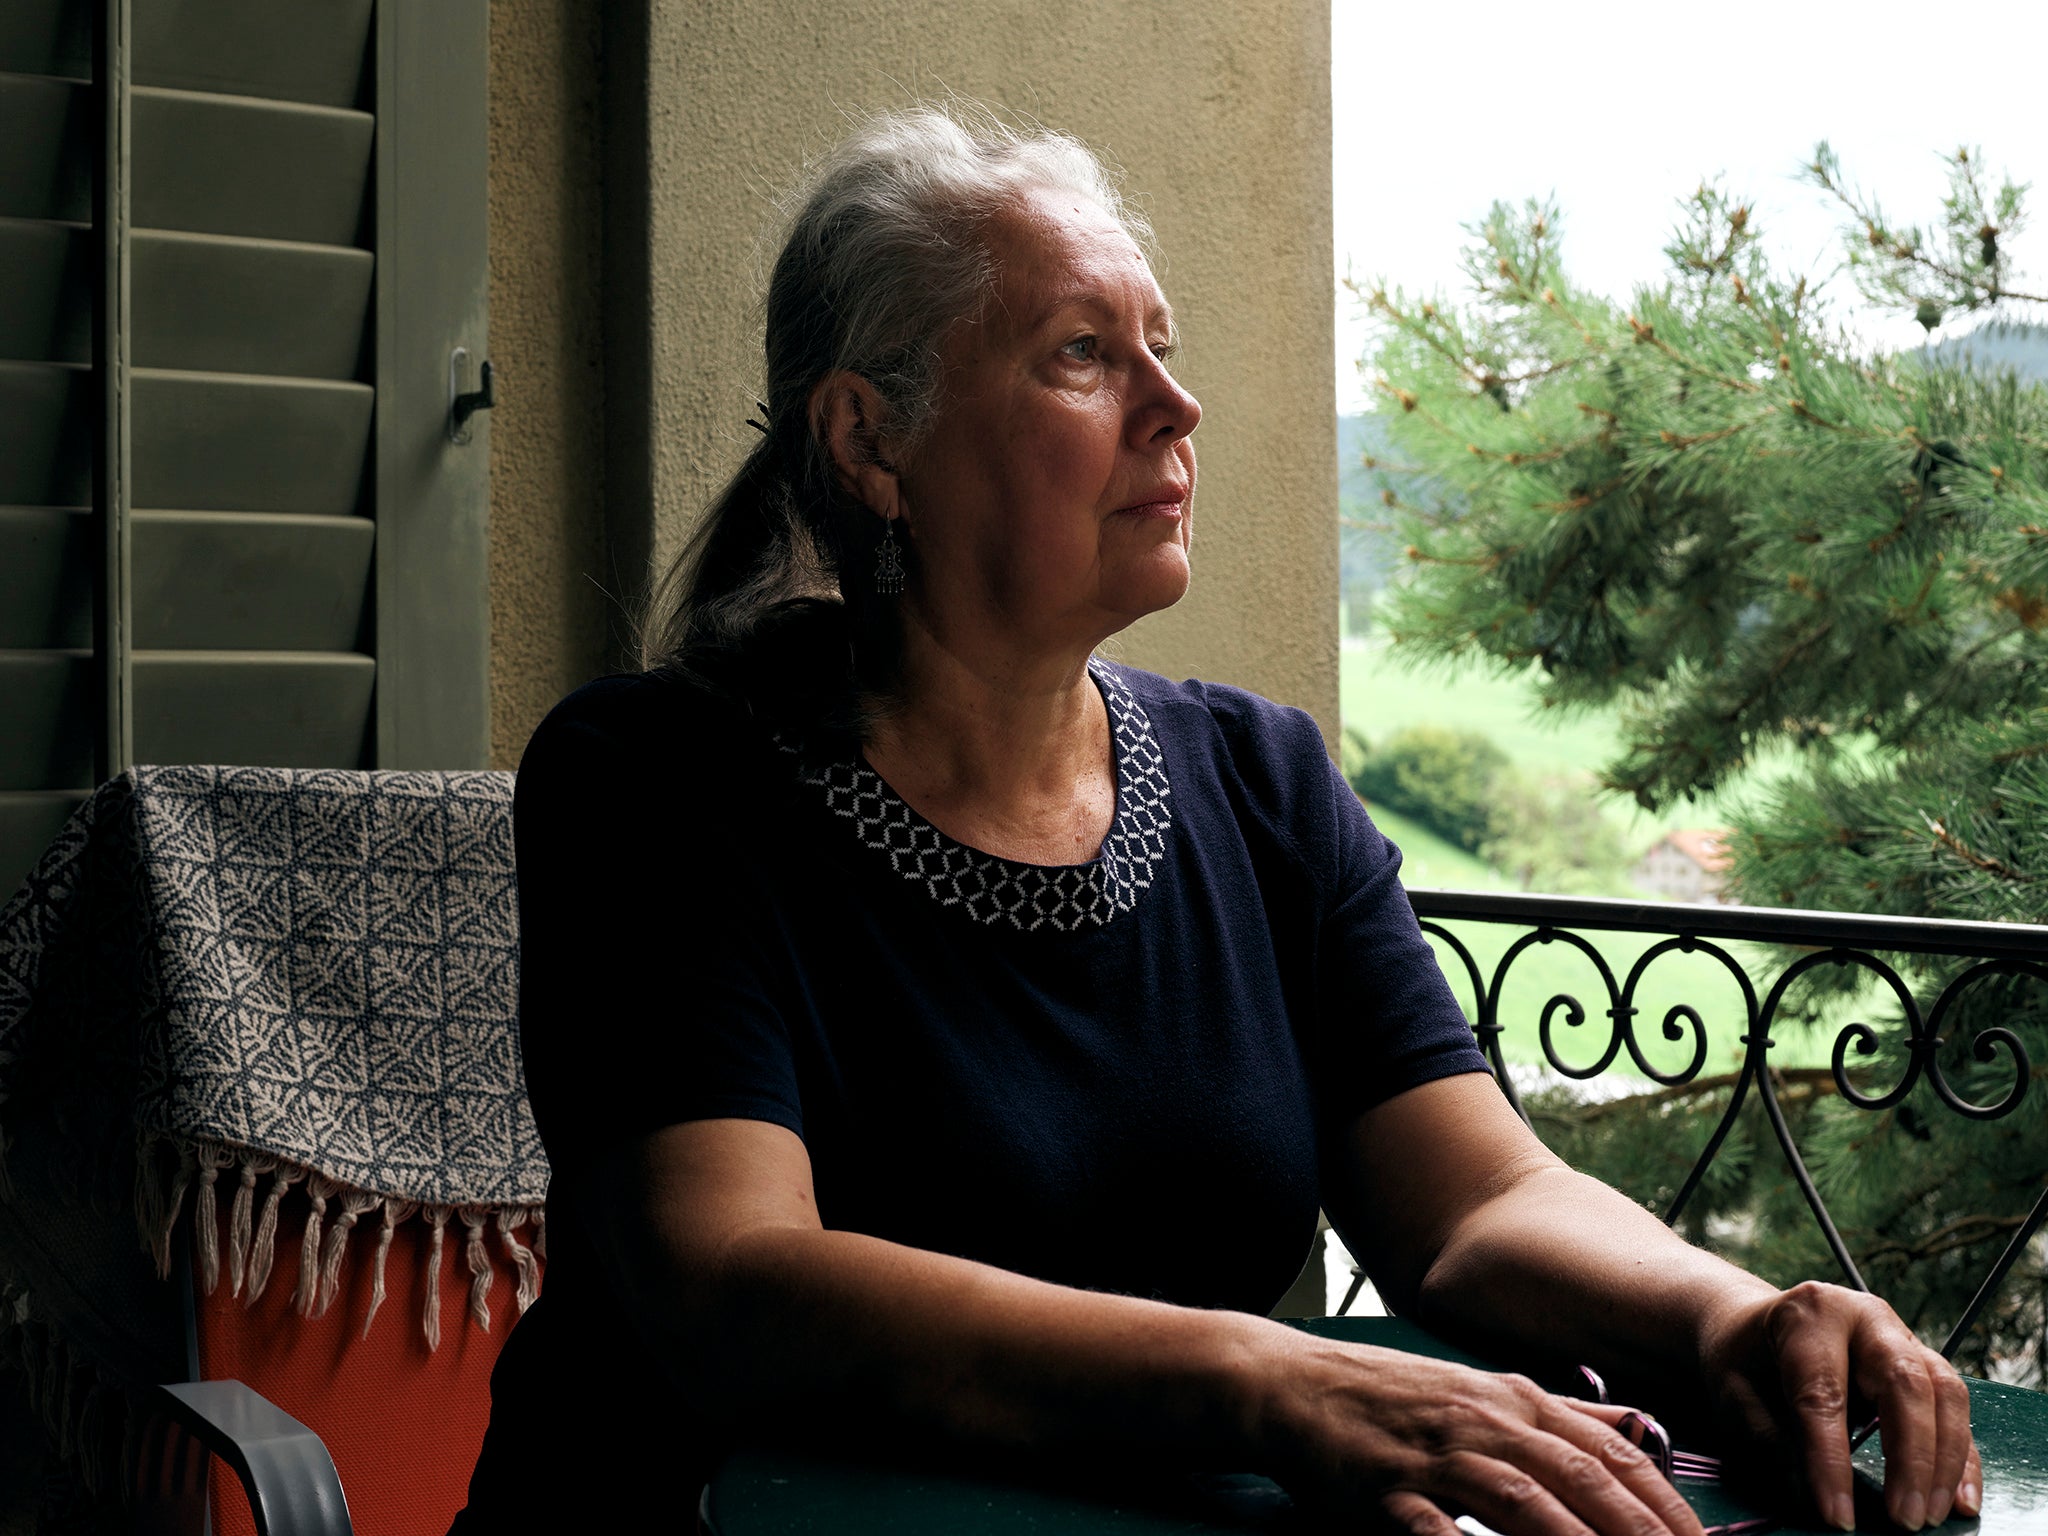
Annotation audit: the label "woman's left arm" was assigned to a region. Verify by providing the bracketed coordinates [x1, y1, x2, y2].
[1323, 1072, 1981, 1533]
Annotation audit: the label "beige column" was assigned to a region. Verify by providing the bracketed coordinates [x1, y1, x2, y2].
[484, 0, 610, 769]
[628, 0, 1339, 737]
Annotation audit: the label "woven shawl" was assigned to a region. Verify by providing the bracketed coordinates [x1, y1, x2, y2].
[0, 766, 547, 1342]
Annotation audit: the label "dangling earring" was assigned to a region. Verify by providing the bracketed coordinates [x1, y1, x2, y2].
[874, 518, 906, 597]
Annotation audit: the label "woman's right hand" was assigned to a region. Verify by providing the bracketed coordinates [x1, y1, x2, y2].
[1249, 1332, 1705, 1536]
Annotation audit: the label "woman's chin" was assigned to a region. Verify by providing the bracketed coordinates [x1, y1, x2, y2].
[1110, 547, 1192, 621]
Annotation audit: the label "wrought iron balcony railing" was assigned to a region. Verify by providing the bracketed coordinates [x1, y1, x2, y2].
[1365, 889, 2048, 1365]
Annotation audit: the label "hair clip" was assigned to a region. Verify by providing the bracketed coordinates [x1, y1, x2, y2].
[745, 399, 772, 436]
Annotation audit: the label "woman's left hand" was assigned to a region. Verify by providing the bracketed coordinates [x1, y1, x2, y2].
[1698, 1280, 1981, 1532]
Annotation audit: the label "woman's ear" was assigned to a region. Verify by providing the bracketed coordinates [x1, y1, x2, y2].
[811, 372, 903, 520]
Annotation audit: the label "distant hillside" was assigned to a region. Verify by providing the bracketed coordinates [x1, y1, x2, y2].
[1923, 320, 2048, 381]
[1336, 412, 1401, 632]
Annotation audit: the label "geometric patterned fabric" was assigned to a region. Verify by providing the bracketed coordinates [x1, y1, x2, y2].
[0, 766, 544, 1210]
[780, 659, 1176, 932]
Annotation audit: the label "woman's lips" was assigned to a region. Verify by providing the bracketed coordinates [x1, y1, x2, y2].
[1114, 498, 1184, 519]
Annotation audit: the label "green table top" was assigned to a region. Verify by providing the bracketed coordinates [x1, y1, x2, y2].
[704, 1317, 2048, 1535]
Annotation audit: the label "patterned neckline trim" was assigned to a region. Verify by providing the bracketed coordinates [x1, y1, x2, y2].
[778, 660, 1174, 932]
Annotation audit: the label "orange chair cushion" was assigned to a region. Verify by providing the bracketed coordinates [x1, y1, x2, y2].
[192, 1213, 536, 1536]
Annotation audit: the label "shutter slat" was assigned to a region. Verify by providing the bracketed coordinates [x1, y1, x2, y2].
[0, 507, 89, 647]
[135, 88, 373, 245]
[133, 0, 373, 111]
[0, 72, 88, 221]
[132, 369, 372, 515]
[11, 366, 374, 516]
[0, 215, 88, 362]
[0, 77, 374, 243]
[0, 361, 90, 505]
[0, 650, 92, 788]
[134, 511, 373, 651]
[3, 223, 370, 378]
[0, 509, 372, 651]
[0, 2, 73, 78]
[133, 232, 373, 379]
[133, 652, 374, 768]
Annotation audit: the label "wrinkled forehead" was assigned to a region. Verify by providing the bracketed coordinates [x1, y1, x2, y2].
[981, 184, 1172, 336]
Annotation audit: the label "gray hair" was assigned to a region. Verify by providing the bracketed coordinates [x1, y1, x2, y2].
[638, 105, 1150, 714]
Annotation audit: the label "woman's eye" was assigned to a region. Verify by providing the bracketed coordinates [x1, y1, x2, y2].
[1061, 336, 1097, 362]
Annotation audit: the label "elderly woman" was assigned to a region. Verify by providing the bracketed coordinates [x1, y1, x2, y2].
[455, 109, 1978, 1534]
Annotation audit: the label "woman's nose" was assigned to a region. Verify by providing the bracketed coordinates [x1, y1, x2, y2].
[1129, 360, 1201, 448]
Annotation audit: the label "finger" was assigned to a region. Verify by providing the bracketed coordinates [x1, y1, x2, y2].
[1771, 1303, 1857, 1530]
[1560, 1401, 1657, 1432]
[1954, 1435, 1983, 1520]
[1864, 1347, 1939, 1529]
[1433, 1448, 1600, 1536]
[1494, 1424, 1696, 1536]
[1546, 1404, 1704, 1536]
[1924, 1363, 1973, 1526]
[1380, 1488, 1462, 1536]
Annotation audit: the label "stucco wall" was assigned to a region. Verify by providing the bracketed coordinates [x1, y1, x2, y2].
[631, 0, 1339, 736]
[485, 0, 610, 769]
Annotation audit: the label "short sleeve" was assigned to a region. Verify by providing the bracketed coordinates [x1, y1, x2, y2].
[1161, 674, 1491, 1124]
[513, 678, 805, 1174]
[1310, 740, 1491, 1120]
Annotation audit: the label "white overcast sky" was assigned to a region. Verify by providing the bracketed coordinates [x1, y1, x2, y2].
[1332, 0, 2048, 413]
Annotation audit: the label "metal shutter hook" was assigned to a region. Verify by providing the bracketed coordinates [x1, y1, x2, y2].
[448, 347, 496, 444]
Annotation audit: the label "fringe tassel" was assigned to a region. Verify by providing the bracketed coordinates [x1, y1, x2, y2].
[153, 1145, 198, 1281]
[75, 1374, 108, 1497]
[497, 1208, 540, 1317]
[228, 1153, 278, 1297]
[56, 1354, 81, 1463]
[363, 1200, 416, 1339]
[315, 1190, 383, 1319]
[292, 1175, 339, 1318]
[58, 1359, 83, 1466]
[423, 1207, 450, 1352]
[38, 1329, 68, 1443]
[245, 1163, 305, 1304]
[460, 1206, 492, 1333]
[108, 1133, 548, 1343]
[0, 1042, 15, 1198]
[191, 1145, 234, 1296]
[134, 1138, 164, 1273]
[1, 1298, 124, 1500]
[118, 1387, 141, 1503]
[20, 1321, 47, 1426]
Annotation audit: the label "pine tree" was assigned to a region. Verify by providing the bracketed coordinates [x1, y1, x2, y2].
[1360, 146, 2048, 1380]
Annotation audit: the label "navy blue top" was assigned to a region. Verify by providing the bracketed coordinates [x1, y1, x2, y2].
[456, 660, 1486, 1528]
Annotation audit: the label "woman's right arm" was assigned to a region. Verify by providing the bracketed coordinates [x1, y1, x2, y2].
[580, 1114, 1705, 1536]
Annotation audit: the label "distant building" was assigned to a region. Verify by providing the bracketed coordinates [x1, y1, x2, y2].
[1635, 829, 1734, 904]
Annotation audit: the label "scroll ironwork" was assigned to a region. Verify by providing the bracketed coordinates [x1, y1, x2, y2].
[1346, 890, 2048, 1363]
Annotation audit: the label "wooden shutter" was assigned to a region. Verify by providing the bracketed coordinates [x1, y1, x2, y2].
[0, 0, 489, 896]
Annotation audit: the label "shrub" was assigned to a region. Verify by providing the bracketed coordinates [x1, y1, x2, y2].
[1345, 726, 1508, 852]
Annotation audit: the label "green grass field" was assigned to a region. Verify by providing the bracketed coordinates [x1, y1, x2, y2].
[1348, 646, 1853, 1075]
[1341, 635, 1733, 851]
[1342, 639, 1621, 781]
